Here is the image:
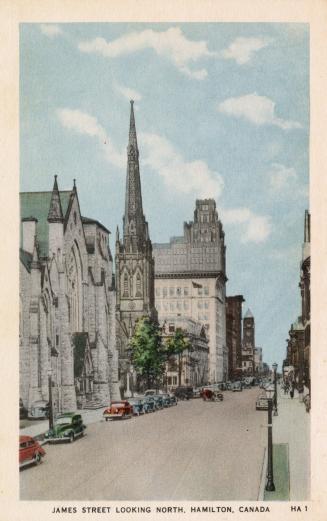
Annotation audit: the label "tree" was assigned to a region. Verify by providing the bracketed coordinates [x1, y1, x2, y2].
[165, 328, 191, 387]
[129, 317, 165, 389]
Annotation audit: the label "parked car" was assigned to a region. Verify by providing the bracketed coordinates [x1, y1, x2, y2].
[103, 400, 133, 420]
[153, 395, 164, 409]
[20, 398, 28, 420]
[201, 388, 224, 401]
[232, 381, 242, 392]
[142, 396, 156, 412]
[192, 387, 202, 398]
[161, 394, 172, 407]
[168, 393, 178, 406]
[19, 435, 45, 468]
[144, 389, 164, 396]
[28, 400, 49, 420]
[174, 386, 193, 400]
[44, 413, 86, 442]
[225, 381, 233, 391]
[255, 394, 269, 411]
[128, 398, 144, 416]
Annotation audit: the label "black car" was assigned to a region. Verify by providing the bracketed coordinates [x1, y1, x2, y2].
[174, 386, 193, 400]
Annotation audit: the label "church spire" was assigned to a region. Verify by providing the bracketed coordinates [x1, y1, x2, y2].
[123, 100, 146, 250]
[48, 175, 64, 222]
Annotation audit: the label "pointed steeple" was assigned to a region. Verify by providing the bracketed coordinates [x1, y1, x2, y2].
[244, 308, 254, 319]
[48, 175, 64, 222]
[123, 101, 146, 250]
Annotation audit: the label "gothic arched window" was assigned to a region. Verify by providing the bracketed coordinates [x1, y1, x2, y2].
[123, 273, 129, 297]
[136, 272, 142, 297]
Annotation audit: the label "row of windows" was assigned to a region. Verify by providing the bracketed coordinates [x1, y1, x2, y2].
[155, 286, 209, 297]
[156, 300, 209, 310]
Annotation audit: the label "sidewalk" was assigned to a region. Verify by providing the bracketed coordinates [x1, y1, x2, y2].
[19, 407, 107, 440]
[261, 386, 310, 501]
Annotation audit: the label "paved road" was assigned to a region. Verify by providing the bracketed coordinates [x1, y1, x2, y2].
[20, 388, 266, 500]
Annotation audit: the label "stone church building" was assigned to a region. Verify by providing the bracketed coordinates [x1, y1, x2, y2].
[20, 177, 120, 414]
[115, 101, 157, 394]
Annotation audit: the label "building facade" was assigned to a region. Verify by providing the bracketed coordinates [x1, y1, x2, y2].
[161, 317, 209, 389]
[241, 309, 255, 375]
[115, 101, 157, 395]
[153, 199, 227, 383]
[20, 177, 119, 414]
[226, 295, 244, 380]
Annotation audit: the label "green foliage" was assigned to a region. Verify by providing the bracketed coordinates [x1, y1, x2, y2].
[165, 328, 190, 357]
[130, 317, 165, 387]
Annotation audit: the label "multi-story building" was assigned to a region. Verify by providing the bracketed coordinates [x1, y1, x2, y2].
[241, 309, 255, 375]
[161, 317, 209, 389]
[254, 347, 263, 375]
[20, 177, 119, 414]
[226, 295, 244, 379]
[115, 101, 157, 395]
[153, 199, 227, 383]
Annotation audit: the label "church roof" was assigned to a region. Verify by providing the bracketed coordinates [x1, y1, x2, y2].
[20, 191, 71, 257]
[244, 308, 254, 319]
[19, 248, 33, 272]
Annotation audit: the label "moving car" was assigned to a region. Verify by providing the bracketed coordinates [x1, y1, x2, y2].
[44, 413, 86, 442]
[19, 435, 45, 468]
[232, 381, 242, 392]
[128, 398, 144, 416]
[255, 394, 269, 411]
[103, 400, 133, 420]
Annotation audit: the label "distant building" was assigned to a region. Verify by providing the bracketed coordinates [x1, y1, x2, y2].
[242, 309, 255, 375]
[115, 101, 157, 395]
[226, 295, 244, 379]
[153, 199, 227, 382]
[20, 178, 119, 414]
[254, 347, 263, 374]
[161, 317, 209, 389]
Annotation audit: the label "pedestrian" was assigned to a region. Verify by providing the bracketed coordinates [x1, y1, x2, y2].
[290, 381, 295, 399]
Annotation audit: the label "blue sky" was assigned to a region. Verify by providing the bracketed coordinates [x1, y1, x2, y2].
[20, 23, 309, 369]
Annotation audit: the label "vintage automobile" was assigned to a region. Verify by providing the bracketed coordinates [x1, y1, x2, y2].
[255, 393, 269, 411]
[153, 395, 164, 410]
[161, 394, 172, 407]
[174, 386, 193, 400]
[19, 435, 46, 468]
[192, 387, 202, 398]
[128, 398, 144, 416]
[232, 381, 243, 392]
[28, 400, 49, 420]
[201, 388, 224, 401]
[103, 400, 133, 420]
[168, 393, 178, 406]
[142, 396, 156, 412]
[44, 413, 86, 442]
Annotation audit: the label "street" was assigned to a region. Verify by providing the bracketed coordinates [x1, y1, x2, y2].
[20, 388, 266, 501]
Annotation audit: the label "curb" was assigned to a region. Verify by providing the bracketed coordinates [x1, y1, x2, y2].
[258, 447, 267, 500]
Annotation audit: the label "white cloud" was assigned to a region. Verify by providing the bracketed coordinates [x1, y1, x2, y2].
[218, 93, 302, 130]
[139, 132, 224, 199]
[56, 108, 125, 169]
[221, 37, 271, 65]
[78, 27, 214, 80]
[40, 24, 63, 38]
[222, 207, 271, 243]
[268, 163, 297, 191]
[114, 82, 142, 102]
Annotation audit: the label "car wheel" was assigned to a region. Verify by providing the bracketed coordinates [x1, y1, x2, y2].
[34, 452, 41, 465]
[69, 432, 75, 443]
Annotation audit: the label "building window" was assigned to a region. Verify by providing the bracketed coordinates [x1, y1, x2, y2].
[176, 287, 182, 296]
[183, 301, 189, 310]
[123, 273, 129, 297]
[169, 287, 174, 297]
[177, 302, 182, 311]
[204, 286, 209, 295]
[163, 287, 167, 297]
[204, 301, 209, 309]
[136, 273, 142, 297]
[170, 303, 174, 312]
[155, 287, 161, 297]
[198, 301, 203, 309]
[164, 303, 168, 311]
[198, 287, 203, 296]
[157, 302, 161, 311]
[184, 287, 189, 296]
[169, 323, 175, 333]
[173, 376, 177, 385]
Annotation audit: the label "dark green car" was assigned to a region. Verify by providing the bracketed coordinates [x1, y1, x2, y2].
[44, 413, 86, 443]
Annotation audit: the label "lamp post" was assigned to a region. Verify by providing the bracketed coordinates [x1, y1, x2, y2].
[272, 362, 278, 416]
[265, 385, 275, 492]
[48, 368, 54, 431]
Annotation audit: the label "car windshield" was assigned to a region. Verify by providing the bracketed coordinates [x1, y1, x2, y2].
[55, 416, 72, 425]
